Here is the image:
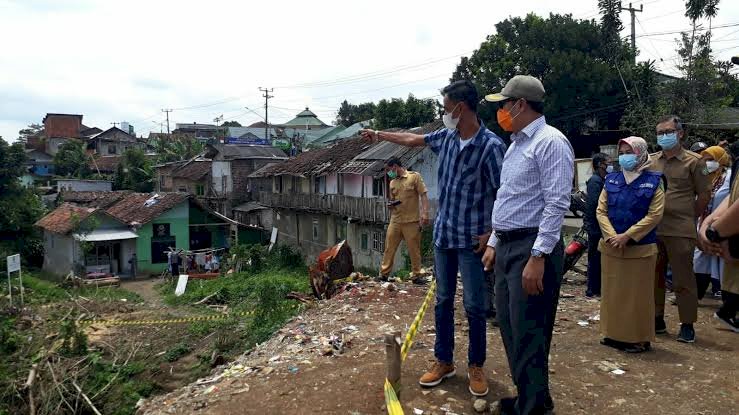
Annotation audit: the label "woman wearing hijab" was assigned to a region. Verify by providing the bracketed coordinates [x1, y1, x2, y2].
[694, 145, 733, 299]
[693, 146, 731, 299]
[596, 137, 665, 353]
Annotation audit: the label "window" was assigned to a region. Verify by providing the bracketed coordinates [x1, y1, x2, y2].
[313, 177, 327, 194]
[312, 219, 319, 241]
[178, 187, 187, 193]
[151, 237, 176, 264]
[372, 231, 385, 252]
[372, 178, 385, 197]
[108, 144, 117, 154]
[196, 184, 205, 196]
[221, 176, 229, 192]
[336, 220, 347, 243]
[275, 177, 283, 193]
[159, 175, 165, 190]
[361, 233, 369, 251]
[153, 223, 171, 237]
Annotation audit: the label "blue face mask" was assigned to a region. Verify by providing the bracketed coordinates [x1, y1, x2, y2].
[657, 132, 679, 150]
[619, 154, 638, 171]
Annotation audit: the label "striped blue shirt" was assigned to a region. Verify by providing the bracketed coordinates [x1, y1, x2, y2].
[424, 123, 506, 249]
[488, 116, 574, 254]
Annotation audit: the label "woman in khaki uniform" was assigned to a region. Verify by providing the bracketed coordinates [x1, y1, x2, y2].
[597, 137, 666, 353]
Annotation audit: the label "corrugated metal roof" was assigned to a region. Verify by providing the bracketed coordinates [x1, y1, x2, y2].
[234, 202, 269, 212]
[207, 143, 288, 160]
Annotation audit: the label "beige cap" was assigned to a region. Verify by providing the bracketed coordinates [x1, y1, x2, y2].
[485, 75, 545, 103]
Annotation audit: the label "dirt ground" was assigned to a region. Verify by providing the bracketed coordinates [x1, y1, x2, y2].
[137, 269, 738, 415]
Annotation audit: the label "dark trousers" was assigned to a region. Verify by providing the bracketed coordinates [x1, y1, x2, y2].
[717, 291, 739, 321]
[433, 246, 487, 366]
[696, 273, 721, 299]
[494, 233, 563, 415]
[586, 232, 602, 296]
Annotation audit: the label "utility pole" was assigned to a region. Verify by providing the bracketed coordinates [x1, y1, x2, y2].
[620, 2, 643, 62]
[162, 109, 173, 134]
[259, 87, 274, 142]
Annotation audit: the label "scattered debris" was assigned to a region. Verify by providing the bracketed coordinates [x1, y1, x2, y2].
[473, 398, 488, 413]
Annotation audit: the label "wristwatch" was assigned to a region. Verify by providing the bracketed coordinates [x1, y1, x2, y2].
[705, 226, 727, 243]
[531, 249, 545, 258]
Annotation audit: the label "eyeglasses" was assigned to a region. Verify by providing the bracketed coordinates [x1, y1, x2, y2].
[656, 128, 677, 135]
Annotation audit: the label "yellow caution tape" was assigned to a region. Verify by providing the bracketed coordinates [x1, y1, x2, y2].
[77, 303, 303, 326]
[384, 378, 405, 415]
[400, 279, 436, 362]
[384, 279, 437, 415]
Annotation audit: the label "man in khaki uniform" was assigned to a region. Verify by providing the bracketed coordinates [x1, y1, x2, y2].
[651, 115, 711, 343]
[380, 157, 430, 282]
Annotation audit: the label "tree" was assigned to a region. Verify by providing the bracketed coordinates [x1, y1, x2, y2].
[153, 134, 205, 164]
[17, 123, 43, 146]
[0, 138, 45, 264]
[221, 121, 242, 127]
[335, 100, 377, 126]
[53, 140, 91, 178]
[451, 13, 633, 139]
[373, 94, 437, 129]
[115, 148, 153, 192]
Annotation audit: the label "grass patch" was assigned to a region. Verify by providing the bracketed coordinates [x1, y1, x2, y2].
[164, 342, 192, 362]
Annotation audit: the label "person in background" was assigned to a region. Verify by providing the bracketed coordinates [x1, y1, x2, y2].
[584, 153, 612, 297]
[651, 115, 711, 343]
[690, 141, 709, 154]
[597, 137, 665, 353]
[694, 146, 732, 300]
[482, 75, 574, 414]
[360, 80, 506, 397]
[128, 253, 138, 279]
[379, 157, 430, 283]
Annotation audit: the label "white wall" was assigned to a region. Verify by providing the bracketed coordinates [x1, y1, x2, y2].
[408, 148, 439, 201]
[212, 161, 232, 195]
[343, 174, 363, 197]
[57, 180, 113, 192]
[42, 232, 78, 275]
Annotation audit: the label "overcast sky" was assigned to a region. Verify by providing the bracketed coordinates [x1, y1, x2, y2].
[1, 0, 737, 141]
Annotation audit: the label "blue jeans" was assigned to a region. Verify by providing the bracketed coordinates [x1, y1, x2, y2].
[433, 246, 487, 366]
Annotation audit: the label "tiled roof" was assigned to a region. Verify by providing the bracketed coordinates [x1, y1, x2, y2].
[172, 161, 211, 181]
[35, 203, 97, 234]
[59, 190, 131, 208]
[105, 192, 189, 225]
[250, 136, 373, 177]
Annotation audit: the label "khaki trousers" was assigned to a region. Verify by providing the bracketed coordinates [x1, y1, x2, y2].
[655, 236, 698, 324]
[380, 221, 422, 277]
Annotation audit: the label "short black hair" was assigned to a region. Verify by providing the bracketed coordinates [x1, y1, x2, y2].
[657, 114, 683, 131]
[528, 100, 544, 115]
[441, 80, 478, 112]
[592, 152, 610, 169]
[386, 157, 402, 167]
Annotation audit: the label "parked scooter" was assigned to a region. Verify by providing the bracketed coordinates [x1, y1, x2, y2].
[563, 190, 589, 273]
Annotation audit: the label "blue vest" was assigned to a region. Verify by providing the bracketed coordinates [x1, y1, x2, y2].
[604, 171, 663, 245]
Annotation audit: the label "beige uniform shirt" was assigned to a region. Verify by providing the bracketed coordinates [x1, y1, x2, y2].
[389, 171, 427, 223]
[650, 148, 711, 238]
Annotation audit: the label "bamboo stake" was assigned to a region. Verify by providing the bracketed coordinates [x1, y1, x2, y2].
[384, 331, 402, 397]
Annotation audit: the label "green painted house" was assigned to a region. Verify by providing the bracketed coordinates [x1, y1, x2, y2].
[36, 191, 237, 276]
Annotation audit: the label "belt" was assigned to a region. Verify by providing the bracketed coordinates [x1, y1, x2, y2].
[495, 228, 539, 242]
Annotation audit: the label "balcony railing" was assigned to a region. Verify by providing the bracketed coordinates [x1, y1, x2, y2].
[255, 191, 395, 223]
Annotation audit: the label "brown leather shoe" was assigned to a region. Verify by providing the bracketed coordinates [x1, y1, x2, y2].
[418, 361, 456, 387]
[468, 365, 489, 396]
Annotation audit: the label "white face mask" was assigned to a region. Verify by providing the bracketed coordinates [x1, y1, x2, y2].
[705, 160, 720, 174]
[606, 165, 614, 174]
[443, 103, 461, 130]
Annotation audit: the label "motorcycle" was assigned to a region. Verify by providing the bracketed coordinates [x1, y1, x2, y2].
[563, 190, 589, 274]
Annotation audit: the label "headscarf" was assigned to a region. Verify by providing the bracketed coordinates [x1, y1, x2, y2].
[701, 145, 731, 186]
[618, 136, 651, 184]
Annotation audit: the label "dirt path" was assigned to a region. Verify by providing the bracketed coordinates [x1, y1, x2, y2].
[121, 278, 166, 306]
[138, 272, 738, 415]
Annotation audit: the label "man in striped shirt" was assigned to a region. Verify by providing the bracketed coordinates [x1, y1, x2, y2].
[483, 75, 574, 415]
[360, 80, 506, 397]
